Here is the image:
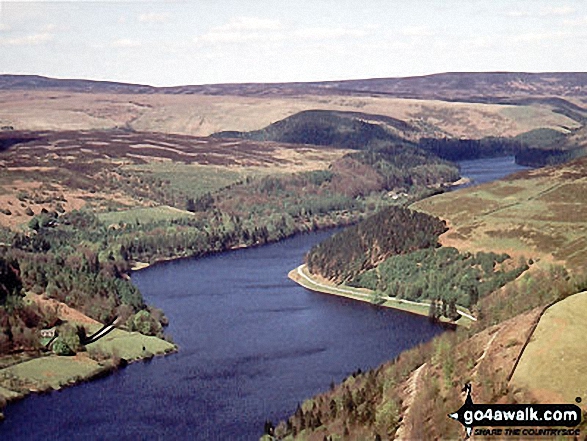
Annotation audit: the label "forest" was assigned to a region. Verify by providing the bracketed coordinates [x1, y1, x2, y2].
[0, 126, 461, 357]
[212, 109, 412, 149]
[416, 137, 520, 161]
[305, 206, 448, 283]
[350, 247, 529, 313]
[214, 109, 586, 167]
[0, 209, 162, 355]
[304, 205, 530, 322]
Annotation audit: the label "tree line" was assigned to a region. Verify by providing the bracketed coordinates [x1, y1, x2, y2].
[350, 247, 529, 316]
[306, 206, 448, 282]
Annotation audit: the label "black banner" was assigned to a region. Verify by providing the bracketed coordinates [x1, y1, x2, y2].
[448, 384, 582, 438]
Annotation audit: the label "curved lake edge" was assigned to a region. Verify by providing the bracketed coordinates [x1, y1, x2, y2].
[288, 264, 474, 327]
[0, 225, 351, 423]
[128, 220, 358, 273]
[0, 223, 353, 423]
[0, 155, 530, 434]
[0, 338, 176, 421]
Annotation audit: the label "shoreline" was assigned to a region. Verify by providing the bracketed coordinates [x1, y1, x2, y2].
[288, 264, 475, 327]
[0, 329, 177, 421]
[3, 224, 352, 421]
[128, 222, 351, 273]
[449, 176, 471, 188]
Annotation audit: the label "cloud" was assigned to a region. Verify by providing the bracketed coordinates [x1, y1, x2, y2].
[194, 16, 283, 45]
[400, 25, 433, 37]
[464, 36, 497, 49]
[110, 38, 142, 48]
[541, 5, 575, 16]
[0, 23, 12, 32]
[41, 23, 58, 32]
[294, 27, 368, 40]
[564, 15, 587, 26]
[138, 12, 171, 23]
[0, 32, 53, 46]
[511, 31, 569, 42]
[215, 16, 281, 32]
[194, 30, 277, 45]
[194, 16, 371, 46]
[505, 5, 576, 18]
[504, 10, 532, 18]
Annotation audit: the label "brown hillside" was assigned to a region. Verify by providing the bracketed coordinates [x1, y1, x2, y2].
[0, 90, 577, 139]
[412, 156, 587, 272]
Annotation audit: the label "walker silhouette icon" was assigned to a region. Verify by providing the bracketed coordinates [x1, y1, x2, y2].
[448, 383, 475, 438]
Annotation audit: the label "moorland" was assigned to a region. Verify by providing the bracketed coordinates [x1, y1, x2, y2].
[0, 73, 587, 438]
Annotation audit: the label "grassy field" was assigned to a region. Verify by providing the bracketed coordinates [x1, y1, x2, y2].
[0, 355, 105, 393]
[411, 158, 587, 271]
[85, 327, 176, 361]
[98, 205, 193, 225]
[0, 326, 175, 405]
[123, 162, 244, 201]
[510, 291, 587, 408]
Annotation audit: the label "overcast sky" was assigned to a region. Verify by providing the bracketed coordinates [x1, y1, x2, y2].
[0, 1, 585, 86]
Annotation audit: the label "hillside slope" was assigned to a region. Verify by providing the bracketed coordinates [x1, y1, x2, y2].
[273, 158, 587, 440]
[2, 72, 586, 101]
[0, 74, 582, 139]
[511, 291, 587, 406]
[412, 156, 587, 271]
[213, 109, 415, 147]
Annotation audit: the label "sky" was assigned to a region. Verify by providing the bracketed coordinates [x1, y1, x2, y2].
[0, 0, 585, 87]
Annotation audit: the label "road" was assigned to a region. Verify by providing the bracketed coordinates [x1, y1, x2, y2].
[83, 321, 117, 344]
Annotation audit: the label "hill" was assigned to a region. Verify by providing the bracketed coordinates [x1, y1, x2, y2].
[0, 75, 156, 94]
[510, 290, 587, 406]
[276, 155, 587, 440]
[0, 122, 458, 348]
[0, 73, 583, 144]
[308, 72, 587, 102]
[2, 72, 586, 102]
[412, 156, 587, 271]
[0, 123, 459, 420]
[213, 109, 415, 147]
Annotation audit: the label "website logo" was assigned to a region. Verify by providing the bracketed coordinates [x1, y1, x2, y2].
[448, 384, 582, 438]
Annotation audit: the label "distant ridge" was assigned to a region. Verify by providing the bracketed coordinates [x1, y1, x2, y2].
[1, 72, 586, 101]
[0, 74, 156, 94]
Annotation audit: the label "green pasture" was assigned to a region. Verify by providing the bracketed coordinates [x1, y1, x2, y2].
[0, 356, 103, 391]
[86, 328, 175, 361]
[98, 205, 191, 225]
[511, 291, 587, 406]
[124, 162, 244, 200]
[0, 327, 175, 402]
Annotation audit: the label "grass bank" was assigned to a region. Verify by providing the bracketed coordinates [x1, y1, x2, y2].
[288, 264, 474, 327]
[0, 327, 176, 420]
[510, 290, 587, 407]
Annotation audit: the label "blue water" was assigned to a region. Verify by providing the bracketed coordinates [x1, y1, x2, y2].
[457, 155, 530, 187]
[1, 230, 443, 440]
[0, 156, 527, 440]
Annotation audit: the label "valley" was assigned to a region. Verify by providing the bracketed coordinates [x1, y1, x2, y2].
[277, 158, 587, 440]
[0, 72, 586, 439]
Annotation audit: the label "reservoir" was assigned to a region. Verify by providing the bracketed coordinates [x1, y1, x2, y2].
[0, 156, 529, 440]
[1, 230, 444, 440]
[458, 155, 529, 186]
